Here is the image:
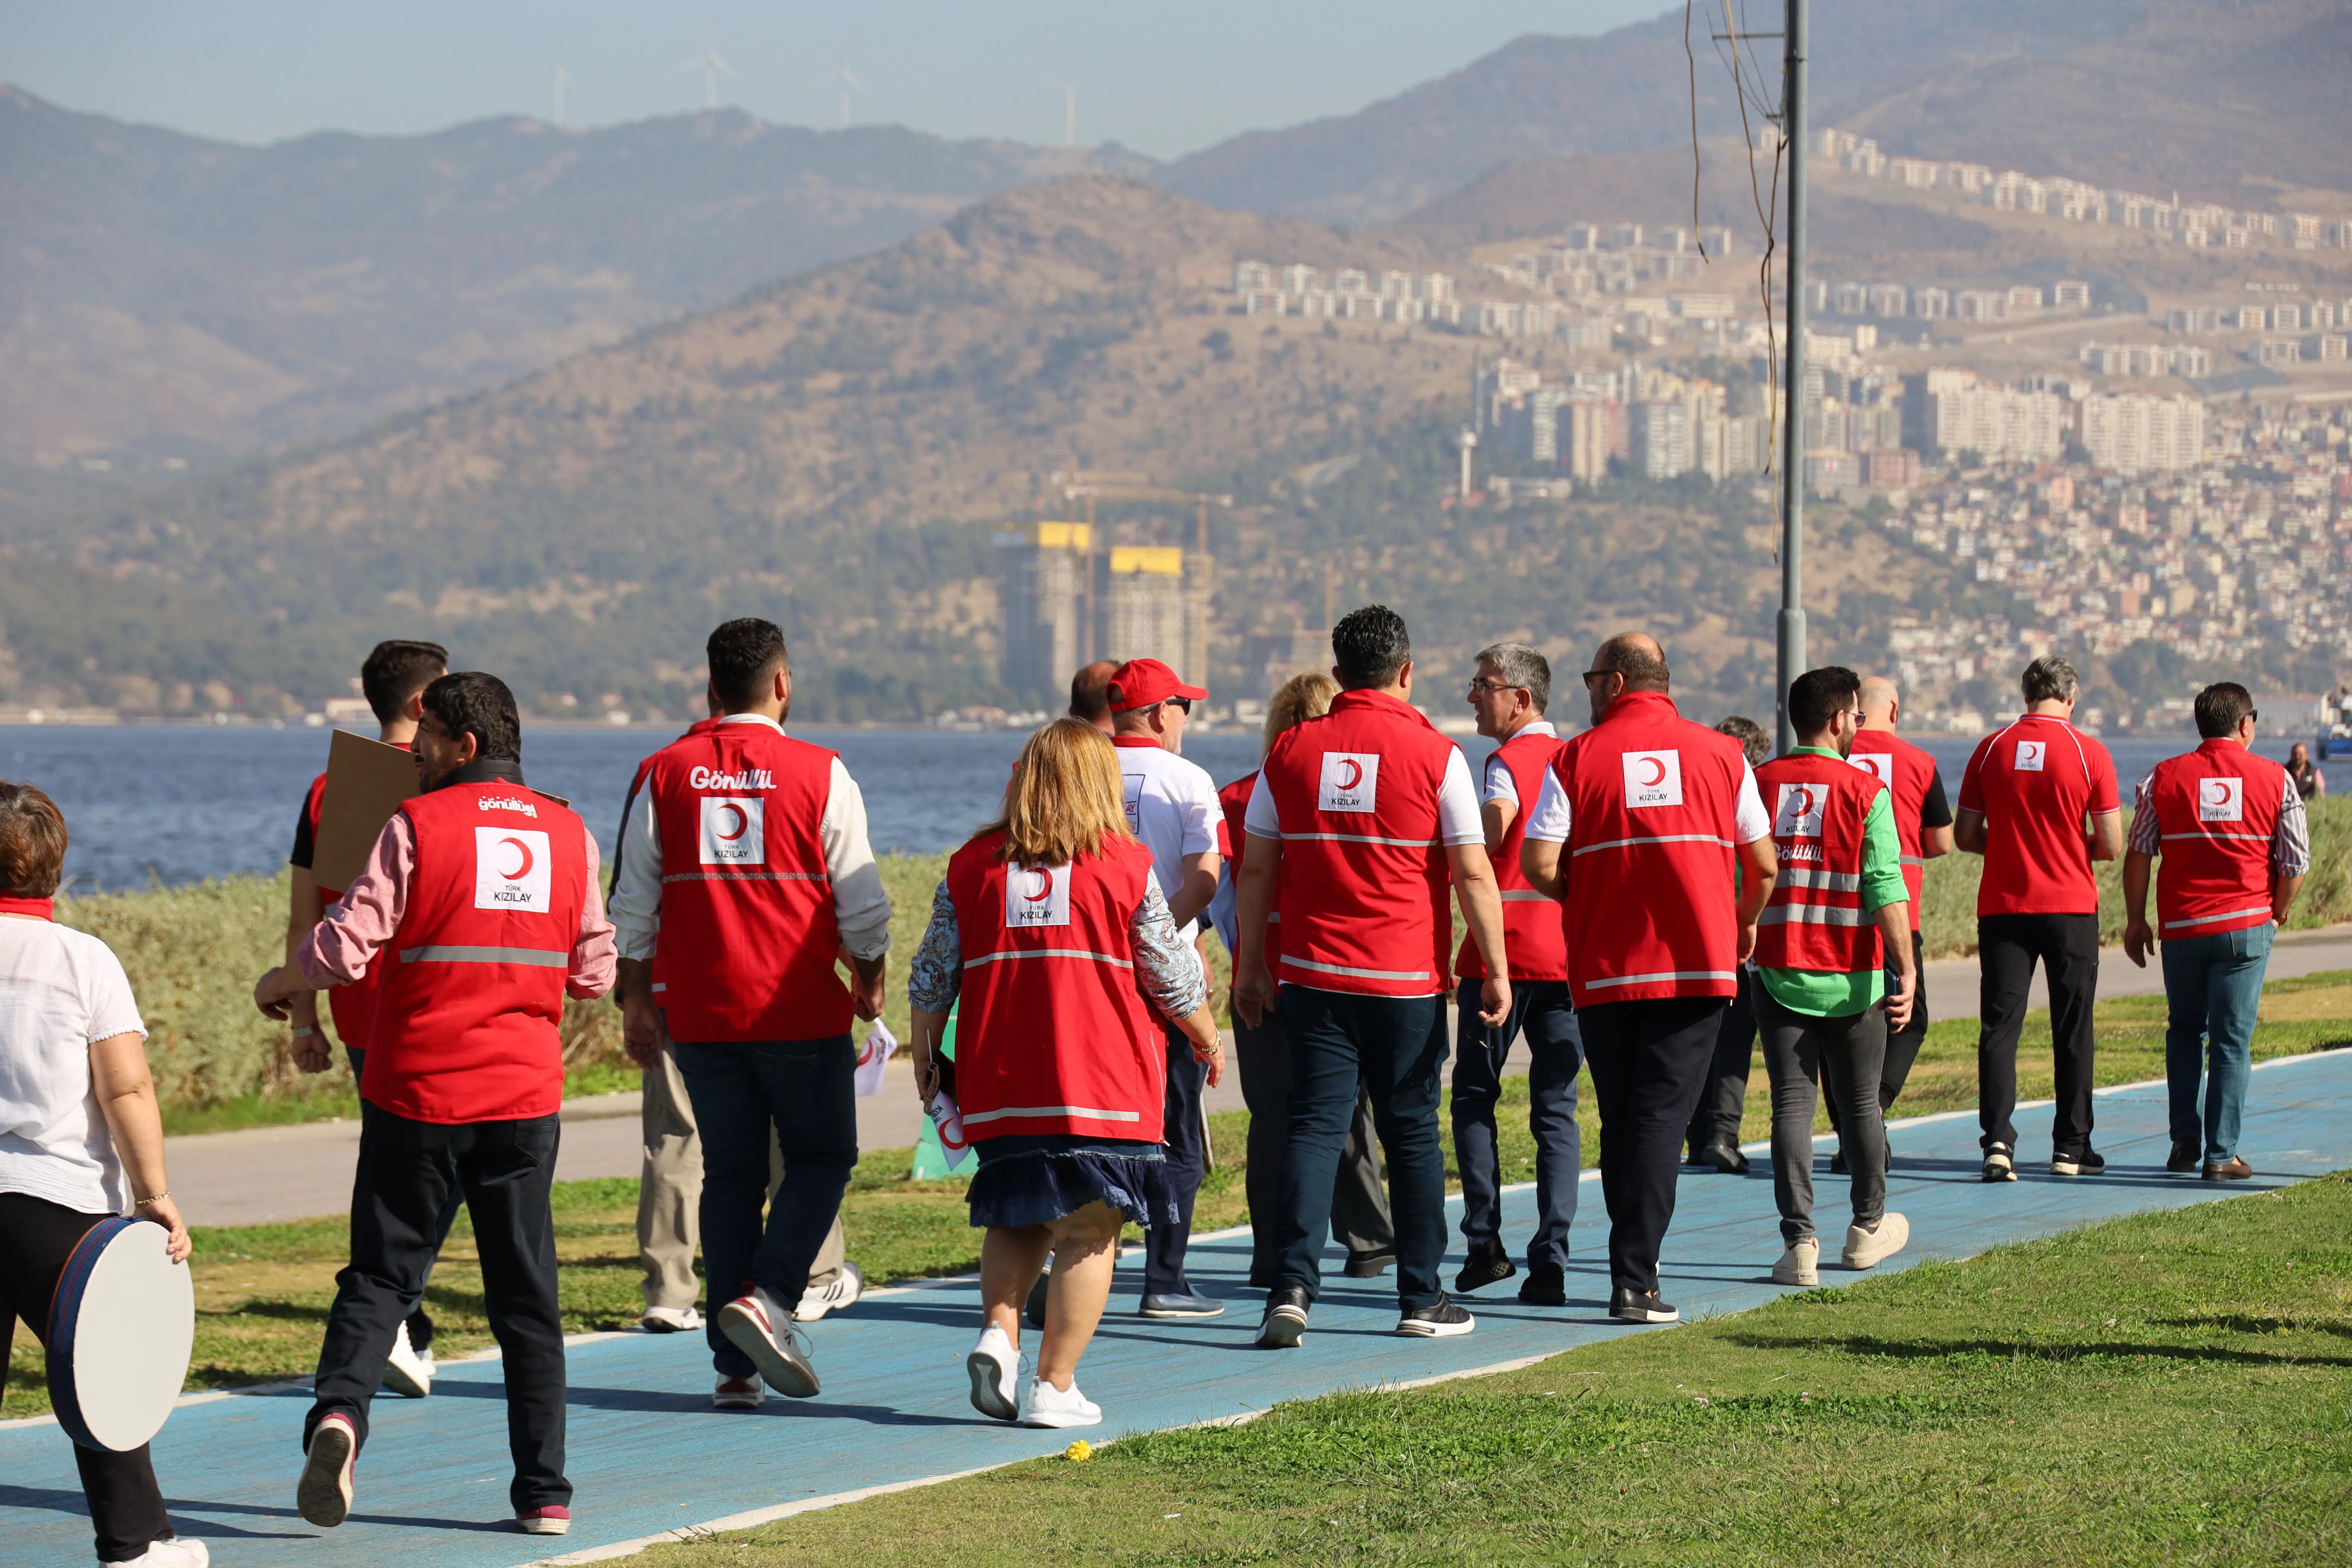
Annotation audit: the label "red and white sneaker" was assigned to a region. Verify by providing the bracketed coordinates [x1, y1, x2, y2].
[516, 1506, 572, 1536]
[717, 1286, 820, 1397]
[712, 1374, 766, 1410]
[296, 1412, 357, 1528]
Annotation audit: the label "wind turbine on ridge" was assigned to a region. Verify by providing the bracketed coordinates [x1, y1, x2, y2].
[680, 46, 736, 111]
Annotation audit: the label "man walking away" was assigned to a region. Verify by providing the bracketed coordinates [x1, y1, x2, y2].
[255, 672, 614, 1538]
[1752, 668, 1916, 1286]
[2122, 683, 2307, 1181]
[1521, 634, 1775, 1324]
[1685, 714, 1770, 1174]
[1235, 606, 1511, 1346]
[1830, 675, 1955, 1169]
[608, 619, 892, 1406]
[1452, 642, 1584, 1307]
[1105, 656, 1226, 1318]
[1956, 656, 2122, 1181]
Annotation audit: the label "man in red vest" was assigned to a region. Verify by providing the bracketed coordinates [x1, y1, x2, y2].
[254, 672, 615, 1538]
[1451, 641, 1583, 1307]
[1234, 605, 1511, 1347]
[1955, 656, 2122, 1181]
[608, 619, 892, 1407]
[2121, 682, 2308, 1181]
[284, 639, 448, 1395]
[1752, 666, 1916, 1287]
[1521, 632, 1776, 1324]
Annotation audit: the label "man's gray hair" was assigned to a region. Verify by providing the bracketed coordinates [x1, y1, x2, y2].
[1475, 642, 1551, 714]
[2020, 655, 2079, 705]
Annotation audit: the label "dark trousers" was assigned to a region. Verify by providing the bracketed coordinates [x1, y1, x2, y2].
[308, 1102, 569, 1514]
[343, 1045, 461, 1352]
[1683, 968, 1759, 1153]
[1977, 913, 2100, 1155]
[671, 1034, 857, 1378]
[1452, 978, 1582, 1271]
[1233, 994, 1395, 1286]
[1145, 1027, 1211, 1296]
[1580, 995, 1727, 1296]
[1756, 986, 1889, 1245]
[0, 1193, 174, 1561]
[1270, 987, 1450, 1311]
[1825, 930, 1930, 1137]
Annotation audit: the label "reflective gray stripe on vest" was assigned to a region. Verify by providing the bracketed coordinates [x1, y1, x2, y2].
[1281, 954, 1434, 983]
[661, 871, 830, 883]
[1757, 905, 1867, 927]
[2158, 832, 2269, 843]
[1584, 969, 1736, 989]
[963, 949, 1136, 970]
[398, 945, 569, 968]
[962, 1105, 1143, 1125]
[1899, 854, 1926, 868]
[1775, 865, 1862, 893]
[1286, 831, 1441, 848]
[1499, 889, 1554, 902]
[1571, 833, 1733, 858]
[2162, 905, 2273, 930]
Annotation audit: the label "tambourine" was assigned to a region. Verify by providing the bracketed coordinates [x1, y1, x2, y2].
[47, 1217, 195, 1452]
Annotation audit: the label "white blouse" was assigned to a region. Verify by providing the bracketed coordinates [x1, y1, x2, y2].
[0, 917, 148, 1215]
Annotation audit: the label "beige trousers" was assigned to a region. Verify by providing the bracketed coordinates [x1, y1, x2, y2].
[639, 1034, 846, 1311]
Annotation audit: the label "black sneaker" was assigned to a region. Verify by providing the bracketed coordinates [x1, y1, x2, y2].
[2051, 1147, 2106, 1177]
[1981, 1144, 2017, 1182]
[1609, 1288, 1679, 1324]
[1517, 1263, 1568, 1307]
[1256, 1286, 1310, 1349]
[1343, 1249, 1396, 1279]
[1397, 1295, 1476, 1337]
[2165, 1138, 2200, 1174]
[1454, 1238, 1516, 1293]
[1696, 1139, 1751, 1174]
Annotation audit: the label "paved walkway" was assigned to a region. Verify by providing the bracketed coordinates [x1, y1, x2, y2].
[8, 1047, 2349, 1568]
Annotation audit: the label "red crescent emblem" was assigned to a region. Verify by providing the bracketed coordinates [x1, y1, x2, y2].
[938, 1114, 971, 1153]
[1639, 756, 1668, 786]
[716, 803, 748, 841]
[2201, 780, 2231, 805]
[1022, 868, 1056, 903]
[498, 836, 535, 880]
[1791, 787, 1815, 818]
[1338, 758, 1363, 789]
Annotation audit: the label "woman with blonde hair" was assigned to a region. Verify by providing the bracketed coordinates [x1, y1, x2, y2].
[1208, 674, 1396, 1286]
[908, 719, 1222, 1427]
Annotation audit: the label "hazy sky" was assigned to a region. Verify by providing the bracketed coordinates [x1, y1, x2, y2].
[2, 0, 1672, 158]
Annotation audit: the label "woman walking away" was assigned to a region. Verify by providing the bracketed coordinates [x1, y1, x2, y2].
[908, 720, 1223, 1429]
[0, 782, 208, 1567]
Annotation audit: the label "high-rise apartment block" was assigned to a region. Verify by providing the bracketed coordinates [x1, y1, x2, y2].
[1906, 369, 2063, 462]
[994, 524, 1209, 703]
[2078, 393, 2205, 475]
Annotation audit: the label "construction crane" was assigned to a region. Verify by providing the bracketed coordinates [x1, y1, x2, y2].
[1047, 468, 1233, 664]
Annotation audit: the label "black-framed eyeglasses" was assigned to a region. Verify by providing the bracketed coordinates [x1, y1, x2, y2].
[1466, 677, 1516, 697]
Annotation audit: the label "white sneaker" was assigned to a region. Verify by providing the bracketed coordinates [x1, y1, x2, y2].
[712, 1374, 765, 1410]
[1772, 1239, 1820, 1286]
[794, 1260, 866, 1323]
[1017, 1375, 1102, 1429]
[717, 1286, 821, 1397]
[104, 1537, 210, 1566]
[641, 1305, 704, 1334]
[381, 1320, 433, 1398]
[965, 1325, 1019, 1421]
[296, 1412, 357, 1528]
[1843, 1212, 1910, 1270]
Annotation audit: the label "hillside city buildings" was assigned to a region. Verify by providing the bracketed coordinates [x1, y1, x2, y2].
[993, 521, 1209, 705]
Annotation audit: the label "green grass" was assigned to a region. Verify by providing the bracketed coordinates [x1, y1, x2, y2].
[638, 1173, 2352, 1568]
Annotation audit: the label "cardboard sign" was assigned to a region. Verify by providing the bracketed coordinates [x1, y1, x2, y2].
[311, 731, 421, 893]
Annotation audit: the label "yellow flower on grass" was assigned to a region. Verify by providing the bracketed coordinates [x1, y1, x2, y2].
[1065, 1440, 1093, 1463]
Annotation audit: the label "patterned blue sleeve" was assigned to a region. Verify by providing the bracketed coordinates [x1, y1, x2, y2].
[1131, 871, 1208, 1018]
[905, 879, 962, 1013]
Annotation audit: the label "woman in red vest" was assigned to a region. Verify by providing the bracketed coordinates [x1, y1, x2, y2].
[907, 720, 1223, 1430]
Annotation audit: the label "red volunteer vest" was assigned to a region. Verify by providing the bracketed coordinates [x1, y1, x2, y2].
[1845, 729, 1934, 933]
[302, 744, 412, 1053]
[369, 780, 589, 1123]
[1458, 727, 1569, 981]
[643, 723, 850, 1043]
[946, 829, 1167, 1142]
[1754, 752, 1886, 974]
[1217, 771, 1283, 971]
[2148, 739, 2286, 937]
[1548, 690, 1747, 1008]
[1260, 689, 1460, 997]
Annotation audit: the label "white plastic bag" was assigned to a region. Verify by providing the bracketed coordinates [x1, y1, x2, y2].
[853, 1019, 898, 1099]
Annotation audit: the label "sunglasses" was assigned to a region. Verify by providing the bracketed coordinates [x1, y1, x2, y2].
[1166, 696, 1192, 715]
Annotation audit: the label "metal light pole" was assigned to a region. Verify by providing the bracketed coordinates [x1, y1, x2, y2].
[1775, 0, 1808, 754]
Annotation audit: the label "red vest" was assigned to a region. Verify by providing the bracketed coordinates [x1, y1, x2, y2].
[1548, 690, 1748, 1008]
[1259, 689, 1459, 997]
[1845, 729, 1934, 933]
[369, 780, 588, 1123]
[1458, 727, 1569, 981]
[1754, 752, 1886, 973]
[1217, 771, 1283, 971]
[303, 747, 411, 1053]
[946, 828, 1167, 1142]
[643, 723, 850, 1043]
[2148, 739, 2285, 937]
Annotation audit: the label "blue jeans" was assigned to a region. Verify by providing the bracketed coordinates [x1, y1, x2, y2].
[1271, 987, 1450, 1311]
[670, 1034, 858, 1378]
[1452, 979, 1582, 1271]
[2162, 922, 2272, 1165]
[1143, 1027, 1210, 1297]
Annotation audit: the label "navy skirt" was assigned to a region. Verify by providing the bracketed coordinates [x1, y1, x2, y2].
[965, 1133, 1181, 1230]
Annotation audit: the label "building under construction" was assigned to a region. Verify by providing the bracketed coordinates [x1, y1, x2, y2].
[994, 522, 1210, 703]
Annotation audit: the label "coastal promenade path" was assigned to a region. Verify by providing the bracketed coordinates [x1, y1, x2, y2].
[6, 1048, 2350, 1568]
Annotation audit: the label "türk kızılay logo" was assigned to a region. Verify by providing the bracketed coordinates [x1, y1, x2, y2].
[1847, 752, 1893, 787]
[2014, 739, 2047, 772]
[473, 827, 553, 913]
[2197, 776, 2245, 822]
[1773, 781, 1825, 840]
[1004, 864, 1072, 928]
[1318, 752, 1380, 813]
[698, 796, 766, 865]
[1621, 749, 1683, 808]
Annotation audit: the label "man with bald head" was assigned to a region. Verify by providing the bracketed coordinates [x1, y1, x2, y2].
[1521, 633, 1776, 1323]
[1068, 661, 1120, 735]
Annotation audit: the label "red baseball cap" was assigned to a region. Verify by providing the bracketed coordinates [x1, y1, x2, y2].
[1105, 657, 1207, 711]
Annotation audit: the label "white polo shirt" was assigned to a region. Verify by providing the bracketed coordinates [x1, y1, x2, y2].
[1481, 720, 1559, 807]
[1112, 737, 1223, 907]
